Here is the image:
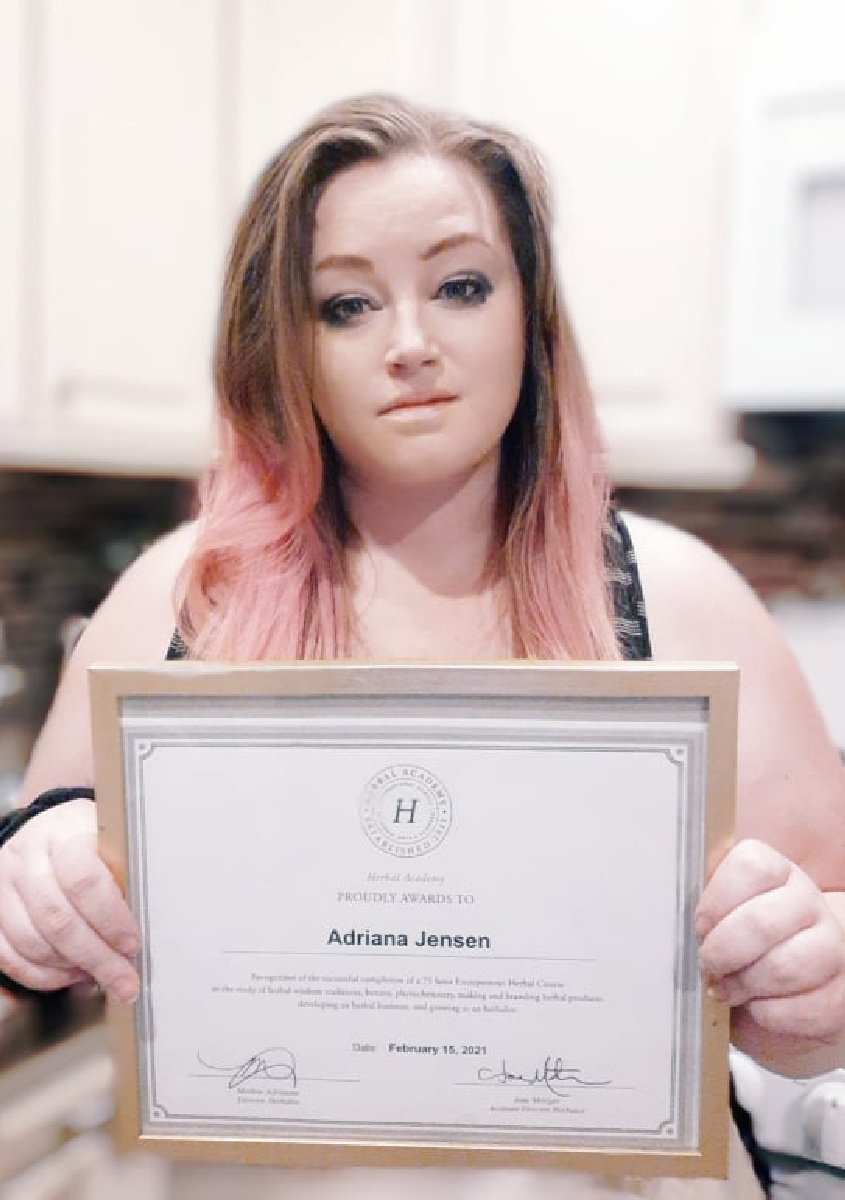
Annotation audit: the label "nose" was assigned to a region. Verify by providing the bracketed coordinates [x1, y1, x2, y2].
[384, 301, 438, 374]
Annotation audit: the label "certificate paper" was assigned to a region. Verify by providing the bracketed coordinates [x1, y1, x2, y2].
[91, 663, 737, 1176]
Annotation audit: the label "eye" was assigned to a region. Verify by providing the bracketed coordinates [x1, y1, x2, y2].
[437, 273, 493, 307]
[318, 294, 376, 327]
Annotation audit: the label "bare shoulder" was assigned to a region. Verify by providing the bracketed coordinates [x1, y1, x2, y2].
[75, 519, 197, 661]
[621, 511, 773, 659]
[623, 511, 845, 885]
[20, 521, 197, 800]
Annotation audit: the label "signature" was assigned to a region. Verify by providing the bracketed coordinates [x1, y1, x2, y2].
[197, 1046, 298, 1090]
[477, 1056, 610, 1097]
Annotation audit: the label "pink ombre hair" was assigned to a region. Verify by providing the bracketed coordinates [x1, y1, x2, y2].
[175, 94, 621, 661]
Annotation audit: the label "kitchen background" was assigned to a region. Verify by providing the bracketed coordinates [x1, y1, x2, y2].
[0, 1, 843, 1197]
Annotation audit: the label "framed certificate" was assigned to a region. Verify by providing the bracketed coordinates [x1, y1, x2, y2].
[90, 662, 737, 1177]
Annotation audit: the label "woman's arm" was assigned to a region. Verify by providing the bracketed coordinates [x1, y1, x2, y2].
[0, 523, 194, 996]
[627, 512, 845, 1076]
[20, 522, 195, 802]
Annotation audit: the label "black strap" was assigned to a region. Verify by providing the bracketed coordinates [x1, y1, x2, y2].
[166, 629, 188, 660]
[0, 787, 95, 851]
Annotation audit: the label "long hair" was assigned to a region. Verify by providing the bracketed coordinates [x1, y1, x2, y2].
[175, 94, 621, 661]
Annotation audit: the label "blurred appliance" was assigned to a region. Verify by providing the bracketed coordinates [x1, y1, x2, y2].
[733, 588, 845, 1192]
[0, 616, 26, 812]
[725, 0, 845, 410]
[769, 596, 845, 752]
[731, 1048, 845, 1196]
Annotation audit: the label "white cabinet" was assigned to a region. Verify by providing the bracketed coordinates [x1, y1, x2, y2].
[0, 0, 224, 475]
[231, 0, 455, 209]
[0, 0, 456, 477]
[0, 0, 28, 432]
[725, 0, 845, 411]
[445, 0, 753, 485]
[0, 1026, 170, 1200]
[0, 0, 754, 483]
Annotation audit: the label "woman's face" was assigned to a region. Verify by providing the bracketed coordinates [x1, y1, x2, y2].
[309, 154, 525, 495]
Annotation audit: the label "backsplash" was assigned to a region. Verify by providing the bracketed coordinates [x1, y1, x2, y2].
[616, 413, 845, 601]
[1, 413, 843, 794]
[0, 470, 194, 796]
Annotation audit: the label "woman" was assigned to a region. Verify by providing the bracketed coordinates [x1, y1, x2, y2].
[1, 94, 843, 1193]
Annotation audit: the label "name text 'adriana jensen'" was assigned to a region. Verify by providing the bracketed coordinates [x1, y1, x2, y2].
[327, 928, 492, 950]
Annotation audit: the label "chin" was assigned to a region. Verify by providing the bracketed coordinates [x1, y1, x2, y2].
[369, 453, 499, 495]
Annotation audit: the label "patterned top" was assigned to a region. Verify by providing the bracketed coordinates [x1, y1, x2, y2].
[166, 509, 652, 662]
[605, 509, 652, 661]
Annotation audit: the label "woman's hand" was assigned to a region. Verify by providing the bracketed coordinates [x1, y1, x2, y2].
[696, 839, 845, 1075]
[0, 799, 140, 1001]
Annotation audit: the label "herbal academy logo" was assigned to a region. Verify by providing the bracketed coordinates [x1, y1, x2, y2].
[359, 764, 452, 858]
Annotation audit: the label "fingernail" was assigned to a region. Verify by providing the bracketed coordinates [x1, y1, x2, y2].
[109, 978, 139, 1004]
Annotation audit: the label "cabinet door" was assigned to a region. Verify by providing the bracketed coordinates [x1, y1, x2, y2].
[232, 0, 456, 206]
[1, 2, 754, 482]
[0, 0, 27, 431]
[446, 0, 752, 485]
[0, 0, 460, 475]
[725, 0, 845, 410]
[0, 0, 230, 474]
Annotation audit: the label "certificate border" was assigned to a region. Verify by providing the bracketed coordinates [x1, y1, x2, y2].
[90, 662, 736, 1177]
[134, 734, 695, 1144]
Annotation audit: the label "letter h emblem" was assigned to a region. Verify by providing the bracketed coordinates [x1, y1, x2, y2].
[393, 796, 419, 824]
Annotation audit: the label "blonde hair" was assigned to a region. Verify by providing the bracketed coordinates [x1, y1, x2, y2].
[176, 93, 620, 661]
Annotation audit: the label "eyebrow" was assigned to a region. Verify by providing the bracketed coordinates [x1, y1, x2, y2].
[313, 232, 492, 274]
[420, 232, 491, 261]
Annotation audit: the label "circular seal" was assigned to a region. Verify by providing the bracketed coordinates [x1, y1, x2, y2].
[358, 764, 452, 858]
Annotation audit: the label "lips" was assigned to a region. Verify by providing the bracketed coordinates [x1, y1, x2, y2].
[380, 393, 457, 414]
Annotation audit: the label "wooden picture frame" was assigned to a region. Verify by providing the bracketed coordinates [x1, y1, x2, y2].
[90, 661, 737, 1177]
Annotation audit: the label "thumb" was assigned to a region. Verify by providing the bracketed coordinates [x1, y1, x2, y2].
[706, 835, 735, 883]
[97, 836, 128, 898]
